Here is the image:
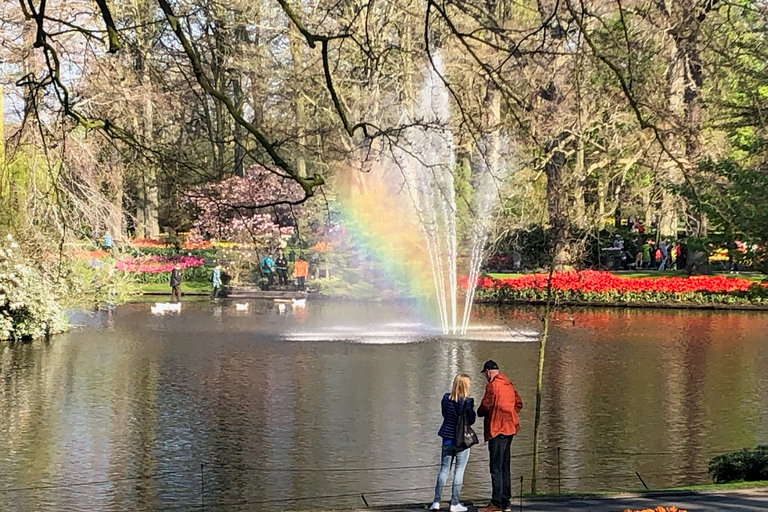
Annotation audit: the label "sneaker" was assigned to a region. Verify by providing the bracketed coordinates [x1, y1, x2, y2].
[449, 504, 467, 512]
[478, 505, 502, 512]
[429, 502, 440, 511]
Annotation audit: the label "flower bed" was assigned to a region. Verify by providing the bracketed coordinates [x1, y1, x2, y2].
[116, 255, 204, 273]
[615, 508, 686, 512]
[470, 271, 768, 306]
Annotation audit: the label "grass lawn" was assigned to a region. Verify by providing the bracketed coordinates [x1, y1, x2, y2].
[132, 280, 212, 294]
[487, 271, 766, 282]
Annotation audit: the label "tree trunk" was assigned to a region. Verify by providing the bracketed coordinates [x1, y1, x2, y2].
[233, 77, 245, 177]
[659, 188, 677, 238]
[544, 137, 571, 268]
[572, 136, 586, 228]
[289, 24, 307, 178]
[597, 170, 606, 223]
[142, 75, 159, 238]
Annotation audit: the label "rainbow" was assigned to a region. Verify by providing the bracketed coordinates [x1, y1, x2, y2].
[336, 174, 443, 322]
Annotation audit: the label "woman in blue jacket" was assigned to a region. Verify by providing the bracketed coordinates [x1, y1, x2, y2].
[430, 373, 476, 512]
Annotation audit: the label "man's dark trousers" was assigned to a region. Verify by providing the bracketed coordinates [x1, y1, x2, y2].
[489, 434, 513, 508]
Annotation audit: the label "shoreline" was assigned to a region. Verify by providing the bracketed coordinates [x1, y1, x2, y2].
[475, 298, 768, 311]
[135, 289, 768, 311]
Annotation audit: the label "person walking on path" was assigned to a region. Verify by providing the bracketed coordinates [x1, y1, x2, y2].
[275, 252, 288, 286]
[477, 360, 523, 512]
[170, 263, 182, 303]
[261, 254, 275, 290]
[430, 374, 476, 512]
[210, 264, 222, 300]
[293, 254, 309, 291]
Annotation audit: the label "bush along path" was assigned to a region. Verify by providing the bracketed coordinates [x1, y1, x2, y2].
[469, 271, 768, 308]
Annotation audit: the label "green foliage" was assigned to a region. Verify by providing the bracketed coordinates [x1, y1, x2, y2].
[313, 275, 384, 301]
[121, 265, 210, 284]
[679, 159, 768, 245]
[64, 260, 136, 308]
[709, 446, 768, 484]
[0, 150, 56, 230]
[677, 159, 768, 269]
[131, 247, 219, 259]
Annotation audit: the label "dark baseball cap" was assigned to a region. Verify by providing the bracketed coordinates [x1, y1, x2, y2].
[481, 360, 499, 372]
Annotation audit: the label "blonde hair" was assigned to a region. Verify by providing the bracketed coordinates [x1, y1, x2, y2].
[449, 373, 471, 401]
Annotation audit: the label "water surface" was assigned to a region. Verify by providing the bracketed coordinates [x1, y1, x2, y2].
[2, 301, 767, 511]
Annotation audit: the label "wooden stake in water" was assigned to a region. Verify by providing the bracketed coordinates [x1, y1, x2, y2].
[201, 462, 205, 511]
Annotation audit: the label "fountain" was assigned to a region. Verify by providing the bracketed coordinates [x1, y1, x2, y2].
[386, 53, 509, 335]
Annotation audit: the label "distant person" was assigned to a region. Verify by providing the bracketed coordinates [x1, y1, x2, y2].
[612, 234, 624, 270]
[678, 242, 688, 271]
[430, 374, 476, 512]
[478, 360, 523, 512]
[642, 240, 651, 269]
[103, 232, 113, 251]
[511, 249, 521, 271]
[261, 254, 275, 289]
[275, 251, 288, 286]
[170, 263, 182, 303]
[310, 251, 320, 278]
[638, 221, 645, 235]
[293, 254, 309, 291]
[210, 264, 222, 299]
[659, 240, 670, 271]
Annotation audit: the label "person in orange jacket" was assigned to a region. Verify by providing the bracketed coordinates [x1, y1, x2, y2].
[292, 254, 309, 291]
[477, 360, 523, 512]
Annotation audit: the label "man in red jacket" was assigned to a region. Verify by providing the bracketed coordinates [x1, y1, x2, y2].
[477, 360, 523, 512]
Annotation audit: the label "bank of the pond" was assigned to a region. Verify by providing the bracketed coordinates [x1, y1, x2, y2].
[330, 484, 768, 512]
[134, 281, 310, 300]
[473, 271, 768, 310]
[132, 271, 768, 310]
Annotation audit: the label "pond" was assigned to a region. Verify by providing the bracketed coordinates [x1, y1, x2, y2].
[2, 300, 768, 512]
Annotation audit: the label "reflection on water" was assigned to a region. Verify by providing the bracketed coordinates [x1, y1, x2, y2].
[2, 302, 768, 512]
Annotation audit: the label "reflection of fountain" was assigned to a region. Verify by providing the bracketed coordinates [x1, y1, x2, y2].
[388, 53, 508, 335]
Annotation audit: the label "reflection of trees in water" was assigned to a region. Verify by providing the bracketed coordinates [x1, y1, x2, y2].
[535, 308, 768, 491]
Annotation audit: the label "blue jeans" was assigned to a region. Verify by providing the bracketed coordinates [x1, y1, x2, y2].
[433, 444, 470, 505]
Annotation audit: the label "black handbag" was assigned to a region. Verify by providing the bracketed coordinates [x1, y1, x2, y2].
[454, 402, 479, 450]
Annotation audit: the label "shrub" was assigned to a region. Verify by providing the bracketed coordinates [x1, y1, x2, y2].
[314, 275, 382, 300]
[708, 446, 768, 483]
[0, 235, 67, 341]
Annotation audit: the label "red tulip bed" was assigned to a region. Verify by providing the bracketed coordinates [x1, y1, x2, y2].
[116, 255, 204, 273]
[469, 271, 768, 306]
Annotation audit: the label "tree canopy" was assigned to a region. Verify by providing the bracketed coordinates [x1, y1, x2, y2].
[2, 0, 768, 255]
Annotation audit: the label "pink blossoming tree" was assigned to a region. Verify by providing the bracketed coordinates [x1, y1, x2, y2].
[186, 164, 302, 244]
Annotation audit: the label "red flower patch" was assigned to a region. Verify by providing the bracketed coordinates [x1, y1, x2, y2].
[466, 271, 767, 305]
